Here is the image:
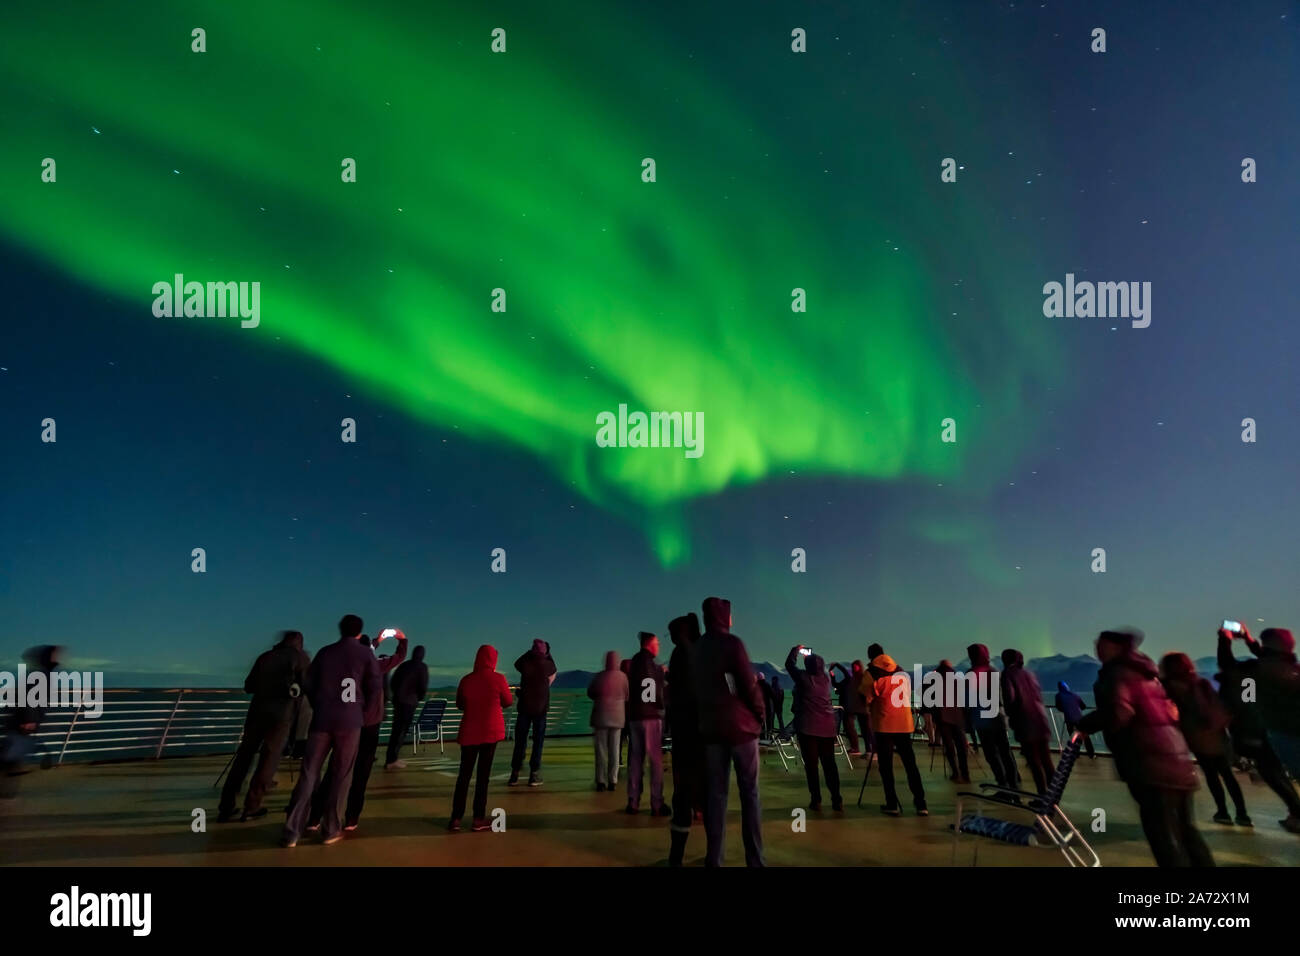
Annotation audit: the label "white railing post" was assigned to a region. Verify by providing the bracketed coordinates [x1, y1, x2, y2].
[155, 689, 185, 758]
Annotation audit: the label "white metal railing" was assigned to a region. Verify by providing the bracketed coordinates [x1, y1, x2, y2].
[17, 687, 599, 765]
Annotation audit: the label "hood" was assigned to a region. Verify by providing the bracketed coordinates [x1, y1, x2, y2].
[473, 644, 498, 671]
[360, 634, 372, 647]
[531, 638, 548, 656]
[1001, 648, 1024, 669]
[806, 653, 826, 675]
[967, 643, 991, 668]
[603, 650, 622, 671]
[1057, 680, 1070, 693]
[1261, 628, 1297, 658]
[412, 645, 426, 663]
[871, 653, 898, 674]
[277, 630, 304, 651]
[936, 660, 955, 675]
[668, 613, 701, 646]
[23, 645, 61, 672]
[702, 597, 731, 634]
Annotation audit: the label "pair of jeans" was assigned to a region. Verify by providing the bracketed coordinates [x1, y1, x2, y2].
[875, 732, 927, 811]
[937, 721, 969, 780]
[309, 722, 380, 827]
[283, 728, 359, 841]
[219, 709, 291, 816]
[703, 738, 764, 866]
[1193, 751, 1247, 817]
[627, 718, 664, 809]
[510, 712, 547, 774]
[976, 724, 1016, 787]
[669, 734, 704, 863]
[593, 727, 621, 786]
[385, 701, 417, 766]
[1232, 734, 1300, 816]
[451, 741, 497, 822]
[1127, 783, 1215, 867]
[1020, 737, 1055, 794]
[797, 733, 841, 806]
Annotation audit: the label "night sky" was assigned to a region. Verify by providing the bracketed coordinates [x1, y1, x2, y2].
[1, 1, 1296, 685]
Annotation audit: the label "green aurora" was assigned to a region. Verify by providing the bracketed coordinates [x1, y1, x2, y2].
[0, 0, 1065, 565]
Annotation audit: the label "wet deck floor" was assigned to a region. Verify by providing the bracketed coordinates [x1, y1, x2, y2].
[2, 739, 1297, 866]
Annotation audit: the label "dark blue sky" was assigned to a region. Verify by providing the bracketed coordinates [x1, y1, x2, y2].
[2, 0, 1296, 684]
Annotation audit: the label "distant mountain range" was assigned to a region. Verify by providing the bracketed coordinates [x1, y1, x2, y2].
[550, 651, 1226, 695]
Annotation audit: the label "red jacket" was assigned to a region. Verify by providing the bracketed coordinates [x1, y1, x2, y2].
[456, 645, 513, 746]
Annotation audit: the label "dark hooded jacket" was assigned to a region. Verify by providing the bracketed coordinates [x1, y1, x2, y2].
[587, 651, 629, 729]
[693, 597, 765, 744]
[390, 645, 429, 707]
[667, 614, 701, 740]
[244, 632, 311, 723]
[456, 645, 512, 745]
[1000, 649, 1051, 743]
[934, 661, 967, 727]
[785, 647, 837, 737]
[1162, 672, 1230, 757]
[1055, 681, 1086, 726]
[966, 643, 1006, 731]
[306, 635, 383, 734]
[627, 646, 666, 721]
[515, 640, 558, 718]
[1077, 649, 1199, 790]
[1217, 630, 1300, 739]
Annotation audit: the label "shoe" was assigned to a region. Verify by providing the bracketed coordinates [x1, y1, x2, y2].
[385, 760, 407, 770]
[279, 836, 297, 848]
[344, 821, 359, 832]
[809, 801, 822, 812]
[596, 783, 606, 792]
[447, 818, 461, 832]
[1281, 815, 1300, 834]
[507, 772, 520, 787]
[916, 807, 930, 817]
[1212, 811, 1233, 825]
[528, 773, 542, 787]
[655, 806, 672, 817]
[625, 803, 639, 814]
[216, 809, 239, 824]
[1236, 814, 1253, 827]
[949, 774, 961, 782]
[831, 799, 844, 812]
[958, 776, 972, 784]
[848, 750, 862, 756]
[240, 807, 268, 822]
[322, 833, 344, 845]
[471, 818, 490, 832]
[305, 822, 321, 833]
[880, 805, 902, 817]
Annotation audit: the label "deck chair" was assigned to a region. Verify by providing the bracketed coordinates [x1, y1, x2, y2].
[769, 725, 803, 772]
[412, 698, 448, 755]
[950, 733, 1099, 867]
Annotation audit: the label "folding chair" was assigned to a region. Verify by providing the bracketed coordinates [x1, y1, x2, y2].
[950, 733, 1099, 867]
[831, 706, 855, 771]
[769, 725, 803, 772]
[413, 698, 448, 755]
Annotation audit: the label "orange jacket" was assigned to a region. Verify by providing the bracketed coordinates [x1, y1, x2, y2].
[859, 654, 914, 734]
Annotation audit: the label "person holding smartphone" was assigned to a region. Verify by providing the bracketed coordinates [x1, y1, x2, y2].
[785, 644, 842, 811]
[1216, 621, 1300, 833]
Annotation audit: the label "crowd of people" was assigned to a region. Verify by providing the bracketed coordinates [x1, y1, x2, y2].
[203, 604, 1300, 867]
